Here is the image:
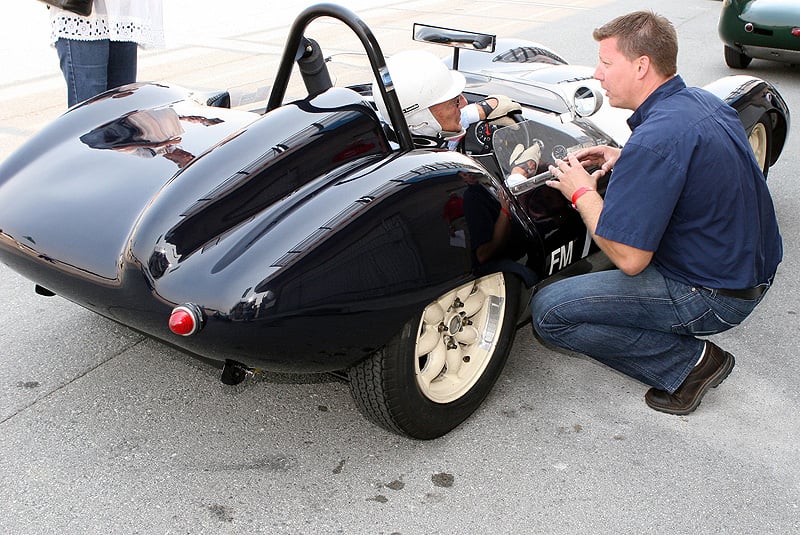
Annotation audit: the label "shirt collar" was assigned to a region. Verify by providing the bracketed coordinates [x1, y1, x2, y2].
[626, 75, 686, 131]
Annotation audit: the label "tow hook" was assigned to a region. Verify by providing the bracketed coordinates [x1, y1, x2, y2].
[220, 359, 256, 385]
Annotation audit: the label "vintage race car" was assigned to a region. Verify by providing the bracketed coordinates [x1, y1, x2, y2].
[0, 4, 790, 439]
[719, 0, 800, 69]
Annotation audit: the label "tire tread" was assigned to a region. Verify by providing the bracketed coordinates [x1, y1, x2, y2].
[348, 273, 521, 439]
[348, 343, 405, 436]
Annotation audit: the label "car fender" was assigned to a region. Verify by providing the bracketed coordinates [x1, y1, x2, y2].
[703, 74, 790, 165]
[0, 83, 516, 371]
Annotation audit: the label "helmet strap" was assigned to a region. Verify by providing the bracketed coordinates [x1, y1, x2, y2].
[442, 128, 466, 142]
[406, 108, 444, 138]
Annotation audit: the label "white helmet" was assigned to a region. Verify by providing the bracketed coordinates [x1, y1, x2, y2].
[372, 49, 466, 138]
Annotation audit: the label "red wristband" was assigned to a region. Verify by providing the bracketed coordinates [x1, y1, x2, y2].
[500, 207, 512, 219]
[571, 187, 595, 209]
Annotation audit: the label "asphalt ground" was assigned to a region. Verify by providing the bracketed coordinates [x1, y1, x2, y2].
[1, 0, 798, 533]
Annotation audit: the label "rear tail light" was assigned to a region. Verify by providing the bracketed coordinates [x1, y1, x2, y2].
[793, 28, 800, 37]
[168, 303, 204, 336]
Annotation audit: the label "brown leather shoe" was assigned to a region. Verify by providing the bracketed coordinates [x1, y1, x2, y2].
[644, 342, 735, 415]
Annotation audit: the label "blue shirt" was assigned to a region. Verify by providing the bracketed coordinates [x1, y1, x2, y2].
[596, 76, 782, 288]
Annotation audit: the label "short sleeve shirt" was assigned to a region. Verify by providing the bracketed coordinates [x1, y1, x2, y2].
[595, 76, 782, 288]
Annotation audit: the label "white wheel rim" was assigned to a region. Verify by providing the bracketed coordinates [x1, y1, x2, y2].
[414, 273, 507, 403]
[749, 122, 768, 172]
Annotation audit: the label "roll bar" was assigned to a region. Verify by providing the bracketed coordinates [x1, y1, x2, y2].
[266, 3, 414, 151]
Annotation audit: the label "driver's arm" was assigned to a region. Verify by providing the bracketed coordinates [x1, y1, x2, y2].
[477, 95, 521, 120]
[461, 95, 521, 125]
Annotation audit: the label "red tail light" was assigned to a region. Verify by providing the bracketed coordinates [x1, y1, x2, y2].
[793, 28, 800, 37]
[169, 304, 204, 336]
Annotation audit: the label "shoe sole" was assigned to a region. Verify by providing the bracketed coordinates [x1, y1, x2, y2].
[646, 352, 736, 416]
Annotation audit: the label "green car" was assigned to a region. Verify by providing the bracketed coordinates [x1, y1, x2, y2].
[719, 0, 800, 68]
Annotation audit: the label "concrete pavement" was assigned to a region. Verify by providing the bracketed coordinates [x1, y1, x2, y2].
[1, 0, 798, 533]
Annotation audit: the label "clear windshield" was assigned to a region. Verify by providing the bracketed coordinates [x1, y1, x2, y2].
[492, 119, 596, 195]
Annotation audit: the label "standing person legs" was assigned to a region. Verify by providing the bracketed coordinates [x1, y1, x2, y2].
[55, 38, 110, 107]
[55, 39, 137, 107]
[106, 41, 138, 91]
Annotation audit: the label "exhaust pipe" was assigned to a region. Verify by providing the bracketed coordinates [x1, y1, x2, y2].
[220, 359, 255, 385]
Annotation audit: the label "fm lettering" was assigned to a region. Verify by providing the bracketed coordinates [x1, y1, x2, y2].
[549, 241, 574, 275]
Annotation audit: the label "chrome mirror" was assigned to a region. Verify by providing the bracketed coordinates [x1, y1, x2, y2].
[573, 86, 603, 117]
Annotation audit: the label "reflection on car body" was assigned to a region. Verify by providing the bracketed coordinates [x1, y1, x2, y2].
[0, 4, 790, 439]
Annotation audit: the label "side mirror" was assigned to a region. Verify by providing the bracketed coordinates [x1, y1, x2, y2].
[573, 86, 603, 117]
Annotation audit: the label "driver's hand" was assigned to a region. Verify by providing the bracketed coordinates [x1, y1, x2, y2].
[509, 142, 542, 177]
[479, 95, 521, 123]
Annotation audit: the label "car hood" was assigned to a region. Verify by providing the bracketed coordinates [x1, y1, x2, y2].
[740, 0, 800, 26]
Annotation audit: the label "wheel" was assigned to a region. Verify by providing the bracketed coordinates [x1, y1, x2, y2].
[748, 115, 772, 177]
[348, 272, 521, 439]
[724, 45, 752, 69]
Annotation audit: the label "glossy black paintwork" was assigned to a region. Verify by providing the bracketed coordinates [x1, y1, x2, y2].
[1, 82, 540, 371]
[0, 10, 790, 373]
[0, 83, 257, 281]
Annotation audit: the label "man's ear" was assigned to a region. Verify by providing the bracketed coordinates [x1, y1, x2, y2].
[635, 55, 650, 79]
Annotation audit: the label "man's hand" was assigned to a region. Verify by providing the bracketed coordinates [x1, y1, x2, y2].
[546, 152, 599, 201]
[572, 145, 621, 177]
[546, 149, 652, 275]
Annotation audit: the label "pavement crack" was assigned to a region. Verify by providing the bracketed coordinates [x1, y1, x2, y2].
[0, 336, 148, 426]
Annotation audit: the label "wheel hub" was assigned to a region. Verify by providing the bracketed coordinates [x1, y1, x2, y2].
[448, 313, 464, 334]
[414, 273, 508, 403]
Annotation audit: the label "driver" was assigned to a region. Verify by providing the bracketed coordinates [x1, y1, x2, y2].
[371, 49, 521, 149]
[373, 50, 539, 273]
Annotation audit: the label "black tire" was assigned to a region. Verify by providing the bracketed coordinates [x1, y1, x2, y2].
[747, 114, 772, 178]
[724, 45, 752, 69]
[348, 272, 521, 439]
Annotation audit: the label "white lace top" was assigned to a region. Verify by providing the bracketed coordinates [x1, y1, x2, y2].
[49, 0, 165, 48]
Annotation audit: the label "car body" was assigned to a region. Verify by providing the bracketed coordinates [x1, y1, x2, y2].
[0, 4, 790, 439]
[719, 0, 800, 68]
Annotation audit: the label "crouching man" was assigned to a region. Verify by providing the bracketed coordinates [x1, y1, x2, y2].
[531, 11, 781, 415]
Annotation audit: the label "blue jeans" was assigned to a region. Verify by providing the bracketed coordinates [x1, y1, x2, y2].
[55, 38, 138, 107]
[531, 265, 768, 393]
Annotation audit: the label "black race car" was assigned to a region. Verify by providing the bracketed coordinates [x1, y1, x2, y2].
[0, 4, 789, 439]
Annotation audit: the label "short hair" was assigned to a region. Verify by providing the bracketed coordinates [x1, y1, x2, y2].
[593, 11, 678, 77]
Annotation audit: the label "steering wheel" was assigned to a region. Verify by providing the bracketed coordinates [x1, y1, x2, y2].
[464, 110, 526, 155]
